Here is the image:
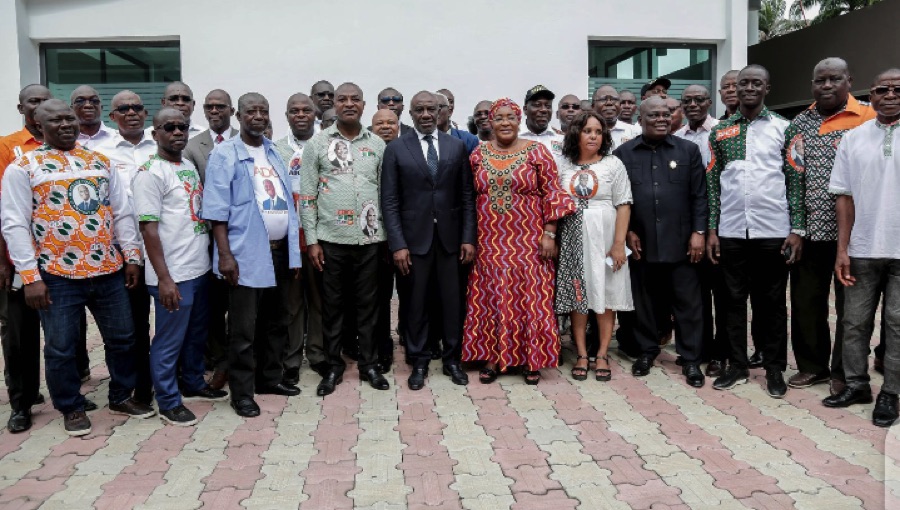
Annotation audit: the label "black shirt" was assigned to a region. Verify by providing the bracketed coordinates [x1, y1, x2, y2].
[612, 134, 708, 264]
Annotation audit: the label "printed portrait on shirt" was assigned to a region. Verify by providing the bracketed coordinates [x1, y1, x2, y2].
[570, 169, 598, 199]
[328, 139, 354, 174]
[67, 180, 101, 215]
[97, 178, 110, 206]
[360, 202, 380, 241]
[259, 178, 288, 211]
[787, 134, 805, 172]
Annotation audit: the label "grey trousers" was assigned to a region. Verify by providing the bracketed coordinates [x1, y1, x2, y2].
[842, 258, 900, 394]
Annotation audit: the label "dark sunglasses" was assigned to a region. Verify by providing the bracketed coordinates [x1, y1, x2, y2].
[157, 122, 190, 133]
[167, 94, 192, 103]
[315, 91, 334, 98]
[115, 104, 145, 114]
[871, 85, 900, 96]
[203, 104, 230, 111]
[681, 97, 710, 105]
[379, 96, 403, 104]
[559, 103, 581, 110]
[73, 98, 101, 106]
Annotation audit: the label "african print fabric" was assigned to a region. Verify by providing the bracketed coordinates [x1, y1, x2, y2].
[0, 145, 141, 284]
[462, 141, 576, 371]
[783, 97, 875, 241]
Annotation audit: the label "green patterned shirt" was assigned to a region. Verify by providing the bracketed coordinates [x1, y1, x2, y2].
[298, 124, 386, 245]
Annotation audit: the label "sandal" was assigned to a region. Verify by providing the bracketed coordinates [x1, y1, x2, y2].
[571, 355, 589, 381]
[479, 365, 498, 384]
[524, 370, 541, 385]
[595, 355, 612, 382]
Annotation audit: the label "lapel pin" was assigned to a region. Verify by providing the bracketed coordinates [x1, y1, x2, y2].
[669, 160, 677, 170]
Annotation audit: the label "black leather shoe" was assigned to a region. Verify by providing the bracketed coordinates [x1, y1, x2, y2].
[317, 372, 343, 397]
[257, 382, 301, 397]
[748, 350, 764, 369]
[283, 367, 300, 386]
[408, 367, 428, 391]
[683, 364, 705, 388]
[183, 385, 229, 401]
[443, 364, 469, 386]
[230, 398, 260, 417]
[705, 360, 725, 378]
[765, 370, 787, 399]
[310, 362, 330, 378]
[361, 368, 390, 390]
[713, 366, 749, 390]
[376, 357, 393, 375]
[7, 408, 32, 433]
[873, 392, 899, 428]
[823, 385, 874, 408]
[631, 356, 653, 377]
[34, 393, 45, 405]
[83, 399, 98, 412]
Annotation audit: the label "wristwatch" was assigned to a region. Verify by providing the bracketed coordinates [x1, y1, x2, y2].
[694, 231, 706, 235]
[790, 229, 806, 237]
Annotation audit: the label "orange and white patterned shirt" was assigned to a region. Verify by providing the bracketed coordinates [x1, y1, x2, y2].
[0, 144, 142, 284]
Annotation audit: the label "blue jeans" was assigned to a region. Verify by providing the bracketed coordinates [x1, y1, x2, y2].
[842, 258, 900, 394]
[39, 270, 136, 413]
[148, 274, 210, 411]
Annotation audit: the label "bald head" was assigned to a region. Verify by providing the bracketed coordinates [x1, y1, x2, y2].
[813, 58, 849, 78]
[17, 85, 52, 127]
[109, 90, 147, 140]
[285, 93, 316, 140]
[740, 64, 770, 82]
[69, 85, 103, 129]
[19, 84, 51, 105]
[162, 81, 195, 117]
[237, 92, 268, 112]
[70, 85, 99, 104]
[639, 95, 667, 116]
[205, 89, 232, 106]
[35, 99, 79, 150]
[874, 68, 900, 85]
[557, 94, 581, 131]
[152, 107, 184, 127]
[371, 109, 400, 142]
[720, 70, 739, 87]
[287, 93, 314, 108]
[35, 99, 71, 122]
[111, 90, 142, 109]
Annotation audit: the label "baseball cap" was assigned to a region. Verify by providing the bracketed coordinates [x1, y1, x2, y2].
[525, 85, 555, 104]
[640, 77, 672, 98]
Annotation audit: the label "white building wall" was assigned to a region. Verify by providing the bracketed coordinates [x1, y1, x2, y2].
[2, 0, 747, 135]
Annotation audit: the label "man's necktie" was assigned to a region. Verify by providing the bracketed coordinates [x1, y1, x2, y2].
[424, 134, 438, 178]
[215, 134, 224, 144]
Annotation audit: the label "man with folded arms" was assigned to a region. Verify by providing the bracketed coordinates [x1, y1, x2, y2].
[202, 93, 303, 417]
[133, 108, 227, 426]
[2, 99, 154, 436]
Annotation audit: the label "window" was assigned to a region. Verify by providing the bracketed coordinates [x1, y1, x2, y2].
[42, 42, 181, 128]
[588, 42, 716, 114]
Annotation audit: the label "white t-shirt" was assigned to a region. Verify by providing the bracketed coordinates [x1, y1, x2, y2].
[131, 156, 211, 286]
[247, 144, 289, 241]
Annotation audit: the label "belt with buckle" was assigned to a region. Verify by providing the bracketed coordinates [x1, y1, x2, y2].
[269, 238, 286, 250]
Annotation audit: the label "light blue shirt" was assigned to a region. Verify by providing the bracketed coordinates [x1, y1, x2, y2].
[201, 136, 301, 288]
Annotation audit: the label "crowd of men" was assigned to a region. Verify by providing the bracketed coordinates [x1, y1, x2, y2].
[0, 56, 898, 437]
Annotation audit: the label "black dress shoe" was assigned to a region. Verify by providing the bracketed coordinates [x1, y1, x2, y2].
[376, 357, 393, 375]
[283, 367, 300, 386]
[7, 408, 32, 433]
[317, 372, 343, 397]
[83, 398, 98, 412]
[34, 393, 45, 405]
[873, 391, 899, 428]
[361, 368, 390, 390]
[443, 364, 469, 386]
[705, 360, 725, 378]
[257, 382, 301, 397]
[823, 385, 874, 408]
[631, 356, 653, 377]
[683, 364, 705, 388]
[765, 370, 787, 399]
[310, 362, 330, 378]
[713, 366, 749, 390]
[230, 398, 261, 417]
[408, 367, 428, 391]
[748, 350, 764, 369]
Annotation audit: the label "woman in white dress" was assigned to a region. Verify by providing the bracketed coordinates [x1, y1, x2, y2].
[555, 111, 633, 381]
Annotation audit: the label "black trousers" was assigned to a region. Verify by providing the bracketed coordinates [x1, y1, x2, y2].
[321, 241, 379, 374]
[227, 244, 290, 401]
[400, 232, 462, 368]
[0, 288, 42, 411]
[790, 240, 842, 376]
[699, 258, 731, 362]
[207, 272, 231, 370]
[720, 237, 788, 371]
[630, 259, 704, 363]
[128, 267, 153, 403]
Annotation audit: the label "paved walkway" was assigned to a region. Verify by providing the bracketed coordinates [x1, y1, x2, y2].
[0, 304, 897, 510]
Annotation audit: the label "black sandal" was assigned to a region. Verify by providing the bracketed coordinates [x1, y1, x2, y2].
[524, 370, 541, 385]
[571, 355, 589, 381]
[479, 366, 498, 384]
[595, 355, 611, 382]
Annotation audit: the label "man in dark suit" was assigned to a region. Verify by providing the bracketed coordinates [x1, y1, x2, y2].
[381, 91, 476, 390]
[183, 90, 238, 183]
[613, 96, 708, 388]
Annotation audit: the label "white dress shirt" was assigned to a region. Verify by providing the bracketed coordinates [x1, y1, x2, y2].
[77, 123, 116, 151]
[94, 132, 158, 195]
[610, 120, 641, 150]
[519, 126, 563, 154]
[829, 119, 900, 258]
[210, 127, 235, 145]
[415, 129, 440, 161]
[675, 115, 719, 167]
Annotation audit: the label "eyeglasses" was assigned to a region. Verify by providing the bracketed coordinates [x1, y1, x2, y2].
[315, 91, 334, 98]
[114, 104, 145, 114]
[157, 122, 190, 133]
[380, 96, 403, 104]
[559, 103, 580, 110]
[871, 85, 900, 96]
[73, 98, 101, 107]
[593, 95, 620, 104]
[167, 94, 192, 103]
[681, 97, 710, 105]
[203, 104, 230, 111]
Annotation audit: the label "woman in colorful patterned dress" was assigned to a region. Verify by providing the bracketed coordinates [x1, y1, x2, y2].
[554, 112, 633, 382]
[461, 98, 576, 385]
